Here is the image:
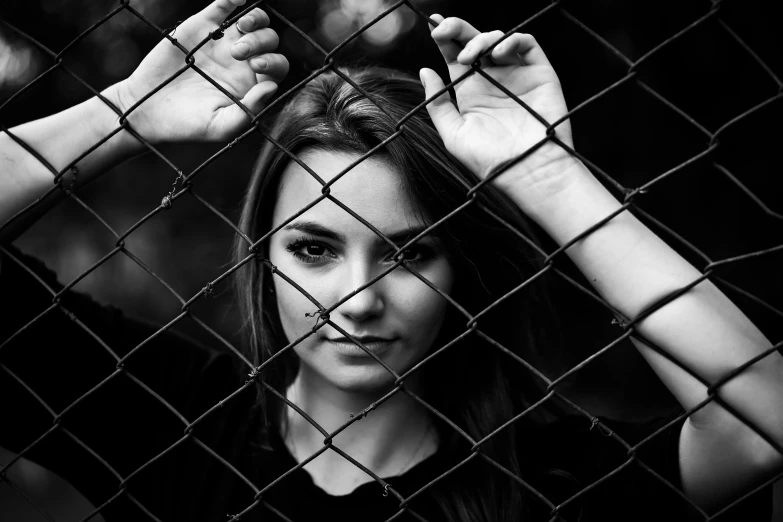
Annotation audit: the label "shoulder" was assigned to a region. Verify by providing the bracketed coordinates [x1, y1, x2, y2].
[0, 247, 261, 519]
[528, 412, 684, 484]
[525, 413, 693, 521]
[531, 412, 684, 462]
[0, 244, 243, 416]
[526, 413, 771, 521]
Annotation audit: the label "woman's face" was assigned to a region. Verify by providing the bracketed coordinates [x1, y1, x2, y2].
[268, 149, 454, 393]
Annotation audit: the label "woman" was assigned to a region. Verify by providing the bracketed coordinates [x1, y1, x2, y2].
[0, 0, 780, 521]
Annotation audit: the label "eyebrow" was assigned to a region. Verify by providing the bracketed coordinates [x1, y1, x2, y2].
[282, 221, 435, 246]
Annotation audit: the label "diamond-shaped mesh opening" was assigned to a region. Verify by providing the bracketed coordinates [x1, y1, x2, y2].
[1, 0, 782, 521]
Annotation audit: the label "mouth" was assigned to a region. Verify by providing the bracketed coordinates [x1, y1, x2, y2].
[326, 335, 397, 356]
[328, 335, 395, 344]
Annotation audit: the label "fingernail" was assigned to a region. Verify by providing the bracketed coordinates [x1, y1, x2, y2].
[255, 58, 268, 69]
[234, 41, 250, 56]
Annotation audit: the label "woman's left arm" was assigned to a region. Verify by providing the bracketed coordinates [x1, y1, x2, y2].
[422, 15, 783, 512]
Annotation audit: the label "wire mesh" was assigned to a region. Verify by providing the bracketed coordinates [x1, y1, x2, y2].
[1, 0, 781, 521]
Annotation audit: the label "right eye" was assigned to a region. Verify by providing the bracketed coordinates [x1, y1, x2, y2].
[285, 237, 333, 264]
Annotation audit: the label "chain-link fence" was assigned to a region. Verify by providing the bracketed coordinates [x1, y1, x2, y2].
[1, 0, 782, 520]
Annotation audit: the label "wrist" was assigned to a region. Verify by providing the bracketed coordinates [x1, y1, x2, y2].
[52, 83, 148, 188]
[502, 159, 625, 246]
[494, 154, 590, 213]
[99, 82, 146, 156]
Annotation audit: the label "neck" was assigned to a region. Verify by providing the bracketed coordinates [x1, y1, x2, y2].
[282, 365, 438, 494]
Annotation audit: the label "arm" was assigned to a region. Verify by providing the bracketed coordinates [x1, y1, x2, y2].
[0, 0, 288, 240]
[0, 85, 139, 235]
[422, 15, 783, 512]
[518, 161, 782, 511]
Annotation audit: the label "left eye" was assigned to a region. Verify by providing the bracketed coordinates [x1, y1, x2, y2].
[394, 247, 427, 263]
[304, 244, 325, 256]
[399, 248, 418, 260]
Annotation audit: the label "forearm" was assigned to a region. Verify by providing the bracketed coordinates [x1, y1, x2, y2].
[0, 84, 142, 237]
[515, 162, 783, 449]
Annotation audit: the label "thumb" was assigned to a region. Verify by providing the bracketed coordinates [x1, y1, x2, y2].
[420, 68, 462, 144]
[239, 80, 278, 115]
[212, 81, 278, 139]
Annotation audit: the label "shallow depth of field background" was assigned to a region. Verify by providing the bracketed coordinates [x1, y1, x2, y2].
[1, 0, 781, 520]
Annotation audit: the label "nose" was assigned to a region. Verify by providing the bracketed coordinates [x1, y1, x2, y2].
[334, 261, 385, 323]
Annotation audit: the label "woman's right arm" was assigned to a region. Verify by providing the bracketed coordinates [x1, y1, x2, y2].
[0, 0, 288, 240]
[0, 85, 140, 233]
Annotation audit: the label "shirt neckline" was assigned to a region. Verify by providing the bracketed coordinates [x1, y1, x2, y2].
[267, 427, 445, 499]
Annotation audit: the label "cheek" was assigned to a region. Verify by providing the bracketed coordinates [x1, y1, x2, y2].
[273, 274, 327, 341]
[394, 261, 454, 332]
[269, 244, 314, 338]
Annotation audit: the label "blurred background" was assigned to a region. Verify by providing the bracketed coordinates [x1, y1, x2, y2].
[1, 0, 781, 519]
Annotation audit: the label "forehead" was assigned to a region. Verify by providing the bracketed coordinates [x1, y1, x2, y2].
[272, 150, 425, 233]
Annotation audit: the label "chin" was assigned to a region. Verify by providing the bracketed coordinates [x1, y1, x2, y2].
[330, 367, 398, 395]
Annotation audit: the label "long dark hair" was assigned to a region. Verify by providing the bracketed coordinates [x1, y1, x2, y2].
[234, 66, 569, 521]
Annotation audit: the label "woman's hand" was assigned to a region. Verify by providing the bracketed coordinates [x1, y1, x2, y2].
[0, 0, 288, 237]
[421, 15, 581, 206]
[424, 18, 783, 515]
[106, 0, 288, 143]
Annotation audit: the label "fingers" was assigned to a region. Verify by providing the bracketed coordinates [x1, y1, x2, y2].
[239, 81, 278, 115]
[202, 0, 247, 24]
[457, 31, 551, 68]
[228, 9, 287, 84]
[232, 7, 270, 37]
[231, 27, 279, 60]
[457, 30, 505, 65]
[491, 33, 551, 67]
[429, 15, 481, 65]
[224, 7, 285, 118]
[248, 53, 289, 83]
[211, 80, 277, 138]
[419, 68, 462, 145]
[429, 15, 479, 82]
[430, 14, 552, 70]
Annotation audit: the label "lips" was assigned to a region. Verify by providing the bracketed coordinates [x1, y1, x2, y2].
[328, 335, 395, 344]
[326, 335, 397, 357]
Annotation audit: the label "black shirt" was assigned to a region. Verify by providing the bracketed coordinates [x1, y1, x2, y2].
[0, 246, 772, 521]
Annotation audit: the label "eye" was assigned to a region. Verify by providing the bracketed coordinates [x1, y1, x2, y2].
[392, 245, 434, 265]
[399, 248, 418, 261]
[304, 244, 325, 256]
[285, 237, 334, 264]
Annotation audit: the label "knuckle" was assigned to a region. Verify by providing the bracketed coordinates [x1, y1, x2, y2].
[250, 53, 288, 76]
[250, 55, 267, 69]
[268, 55, 289, 75]
[258, 28, 280, 48]
[241, 33, 261, 48]
[441, 17, 458, 32]
[253, 8, 270, 26]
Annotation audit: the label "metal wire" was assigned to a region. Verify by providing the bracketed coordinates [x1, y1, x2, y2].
[0, 0, 781, 520]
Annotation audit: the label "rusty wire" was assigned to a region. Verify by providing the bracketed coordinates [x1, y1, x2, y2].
[1, 0, 782, 521]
